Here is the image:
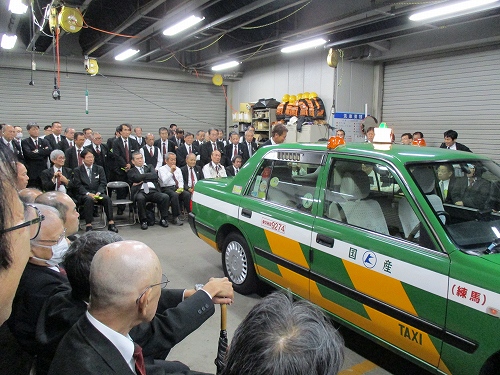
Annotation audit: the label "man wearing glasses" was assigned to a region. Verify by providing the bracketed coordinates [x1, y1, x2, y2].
[8, 204, 69, 362]
[49, 240, 233, 374]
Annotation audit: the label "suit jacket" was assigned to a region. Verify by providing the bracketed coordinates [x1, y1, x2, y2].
[112, 137, 140, 178]
[85, 143, 110, 178]
[437, 176, 457, 204]
[176, 143, 199, 168]
[59, 137, 74, 152]
[260, 139, 273, 147]
[225, 165, 240, 177]
[241, 140, 258, 164]
[8, 263, 69, 356]
[64, 146, 86, 169]
[170, 136, 184, 149]
[73, 164, 108, 199]
[439, 142, 472, 152]
[127, 164, 161, 200]
[154, 139, 176, 163]
[37, 287, 213, 375]
[21, 137, 53, 179]
[180, 165, 203, 190]
[224, 143, 245, 167]
[44, 134, 67, 152]
[40, 166, 73, 193]
[192, 140, 204, 149]
[199, 141, 224, 167]
[451, 176, 491, 210]
[0, 137, 24, 162]
[132, 135, 146, 147]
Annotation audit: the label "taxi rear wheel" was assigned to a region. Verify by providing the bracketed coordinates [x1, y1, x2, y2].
[222, 233, 258, 295]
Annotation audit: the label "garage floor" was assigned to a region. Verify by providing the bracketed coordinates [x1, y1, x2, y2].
[120, 221, 394, 375]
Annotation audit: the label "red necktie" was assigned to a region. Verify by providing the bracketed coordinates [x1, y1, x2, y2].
[190, 167, 195, 188]
[233, 146, 237, 157]
[133, 344, 146, 375]
[124, 140, 130, 163]
[55, 169, 61, 190]
[149, 147, 153, 157]
[96, 146, 101, 154]
[34, 139, 38, 148]
[69, 141, 73, 147]
[189, 145, 192, 154]
[172, 172, 179, 189]
[77, 149, 83, 166]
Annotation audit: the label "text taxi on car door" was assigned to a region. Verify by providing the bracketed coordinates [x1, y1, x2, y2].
[188, 125, 500, 375]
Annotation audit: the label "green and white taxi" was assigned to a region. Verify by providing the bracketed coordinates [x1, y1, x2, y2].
[188, 135, 500, 375]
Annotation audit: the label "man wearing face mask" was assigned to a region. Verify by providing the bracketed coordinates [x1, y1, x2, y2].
[7, 204, 69, 368]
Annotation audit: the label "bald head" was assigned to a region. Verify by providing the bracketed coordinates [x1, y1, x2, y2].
[89, 241, 161, 312]
[35, 191, 80, 236]
[19, 188, 42, 203]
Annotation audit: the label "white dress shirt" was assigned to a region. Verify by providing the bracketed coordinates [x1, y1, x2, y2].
[202, 162, 227, 179]
[158, 164, 185, 188]
[139, 146, 162, 170]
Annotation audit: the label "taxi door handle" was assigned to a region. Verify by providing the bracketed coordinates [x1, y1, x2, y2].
[241, 208, 252, 218]
[316, 234, 334, 248]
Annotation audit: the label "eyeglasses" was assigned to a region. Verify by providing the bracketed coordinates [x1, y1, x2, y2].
[0, 203, 45, 240]
[30, 228, 66, 248]
[136, 274, 169, 304]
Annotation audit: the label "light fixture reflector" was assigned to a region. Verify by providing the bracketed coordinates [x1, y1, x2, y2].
[115, 49, 140, 61]
[9, 0, 28, 14]
[1, 34, 17, 49]
[212, 60, 240, 71]
[281, 38, 327, 53]
[409, 0, 499, 21]
[163, 15, 205, 36]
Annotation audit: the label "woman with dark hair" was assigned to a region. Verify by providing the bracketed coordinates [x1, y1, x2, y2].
[0, 146, 42, 324]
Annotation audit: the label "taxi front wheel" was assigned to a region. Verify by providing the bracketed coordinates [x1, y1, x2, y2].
[222, 232, 258, 295]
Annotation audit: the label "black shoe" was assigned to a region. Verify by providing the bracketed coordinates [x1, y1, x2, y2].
[140, 221, 148, 230]
[173, 217, 184, 226]
[108, 224, 118, 233]
[159, 219, 169, 228]
[117, 208, 125, 215]
[85, 225, 93, 232]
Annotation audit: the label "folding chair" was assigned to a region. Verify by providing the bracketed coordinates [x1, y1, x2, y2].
[106, 181, 137, 226]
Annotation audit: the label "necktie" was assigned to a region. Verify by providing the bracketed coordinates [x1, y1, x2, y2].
[172, 172, 179, 189]
[133, 344, 146, 375]
[233, 146, 237, 157]
[190, 167, 195, 188]
[96, 145, 100, 154]
[140, 167, 149, 193]
[9, 142, 14, 152]
[163, 143, 167, 163]
[87, 167, 92, 179]
[34, 139, 38, 148]
[149, 147, 153, 157]
[212, 142, 216, 152]
[56, 136, 60, 143]
[69, 141, 73, 147]
[124, 140, 130, 163]
[247, 142, 252, 157]
[439, 181, 446, 199]
[77, 149, 83, 166]
[188, 145, 192, 154]
[235, 168, 239, 175]
[55, 169, 61, 190]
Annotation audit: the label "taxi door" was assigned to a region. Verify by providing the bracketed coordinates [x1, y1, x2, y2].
[238, 150, 325, 301]
[310, 157, 451, 373]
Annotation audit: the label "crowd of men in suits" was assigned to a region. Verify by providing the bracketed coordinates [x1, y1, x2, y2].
[0, 121, 262, 231]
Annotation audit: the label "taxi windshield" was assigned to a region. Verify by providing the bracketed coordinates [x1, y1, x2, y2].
[408, 160, 500, 253]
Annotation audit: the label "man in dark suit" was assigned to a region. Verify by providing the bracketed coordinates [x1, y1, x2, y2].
[170, 128, 185, 150]
[59, 127, 75, 151]
[226, 155, 242, 177]
[200, 127, 224, 167]
[0, 123, 24, 162]
[48, 240, 232, 375]
[40, 150, 73, 195]
[112, 124, 140, 215]
[154, 126, 176, 166]
[224, 131, 246, 167]
[132, 126, 146, 147]
[37, 232, 233, 375]
[72, 149, 118, 232]
[193, 130, 205, 149]
[436, 164, 457, 204]
[242, 130, 258, 164]
[85, 132, 109, 180]
[64, 132, 86, 169]
[260, 123, 288, 148]
[181, 153, 203, 213]
[127, 151, 170, 230]
[451, 164, 491, 210]
[8, 205, 69, 365]
[44, 122, 67, 152]
[176, 132, 199, 168]
[440, 129, 472, 152]
[22, 123, 53, 189]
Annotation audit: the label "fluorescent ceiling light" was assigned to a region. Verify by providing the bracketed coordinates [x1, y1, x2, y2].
[281, 38, 327, 53]
[1, 34, 17, 49]
[212, 60, 240, 71]
[115, 49, 140, 61]
[9, 0, 28, 14]
[163, 15, 205, 36]
[409, 0, 499, 21]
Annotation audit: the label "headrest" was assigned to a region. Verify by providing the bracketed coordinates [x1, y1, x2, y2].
[412, 167, 435, 194]
[340, 171, 370, 200]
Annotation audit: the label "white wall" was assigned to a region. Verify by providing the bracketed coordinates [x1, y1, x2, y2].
[227, 50, 376, 128]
